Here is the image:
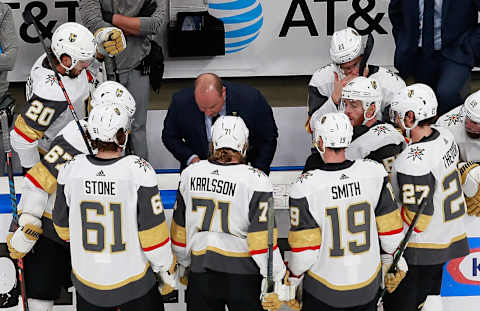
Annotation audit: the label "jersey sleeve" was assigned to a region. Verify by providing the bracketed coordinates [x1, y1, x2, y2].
[52, 160, 72, 242]
[246, 177, 286, 282]
[375, 176, 404, 253]
[308, 66, 339, 116]
[136, 161, 174, 273]
[287, 182, 321, 277]
[12, 95, 68, 168]
[394, 165, 436, 233]
[171, 186, 189, 267]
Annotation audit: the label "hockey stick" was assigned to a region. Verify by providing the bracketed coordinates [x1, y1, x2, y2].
[22, 10, 94, 156]
[0, 111, 29, 311]
[358, 33, 374, 77]
[266, 196, 275, 294]
[377, 197, 428, 306]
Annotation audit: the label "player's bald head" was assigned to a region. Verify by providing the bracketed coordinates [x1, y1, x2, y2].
[194, 73, 226, 117]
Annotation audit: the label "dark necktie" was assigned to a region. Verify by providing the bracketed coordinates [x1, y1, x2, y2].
[422, 0, 435, 55]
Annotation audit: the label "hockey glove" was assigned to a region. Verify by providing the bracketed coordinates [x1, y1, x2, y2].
[157, 255, 178, 296]
[94, 27, 126, 57]
[458, 162, 480, 216]
[7, 214, 42, 259]
[178, 265, 190, 287]
[260, 271, 292, 311]
[286, 273, 303, 311]
[381, 254, 408, 293]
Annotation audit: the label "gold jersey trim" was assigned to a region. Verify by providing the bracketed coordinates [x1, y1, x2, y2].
[192, 246, 251, 258]
[288, 228, 322, 249]
[27, 163, 58, 194]
[53, 224, 70, 241]
[307, 263, 381, 291]
[138, 222, 169, 250]
[171, 220, 186, 245]
[14, 115, 44, 141]
[73, 263, 150, 290]
[247, 228, 278, 253]
[407, 233, 467, 249]
[376, 209, 403, 234]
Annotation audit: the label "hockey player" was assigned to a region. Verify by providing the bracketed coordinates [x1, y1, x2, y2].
[385, 84, 469, 311]
[436, 91, 480, 217]
[10, 22, 126, 172]
[6, 82, 135, 311]
[52, 104, 177, 310]
[304, 76, 405, 174]
[288, 112, 406, 311]
[307, 27, 405, 125]
[171, 116, 291, 311]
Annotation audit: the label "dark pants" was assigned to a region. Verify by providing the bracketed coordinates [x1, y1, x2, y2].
[302, 290, 376, 311]
[382, 263, 444, 311]
[186, 271, 263, 311]
[23, 236, 71, 300]
[76, 284, 164, 311]
[413, 49, 470, 116]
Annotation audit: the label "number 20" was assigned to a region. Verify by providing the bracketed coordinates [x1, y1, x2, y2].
[25, 100, 55, 126]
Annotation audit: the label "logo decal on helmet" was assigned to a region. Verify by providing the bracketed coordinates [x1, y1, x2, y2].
[371, 80, 377, 89]
[69, 33, 77, 42]
[114, 108, 121, 115]
[116, 89, 123, 98]
[408, 89, 414, 98]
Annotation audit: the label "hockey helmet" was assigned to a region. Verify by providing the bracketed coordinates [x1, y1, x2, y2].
[329, 27, 363, 65]
[311, 112, 353, 154]
[51, 22, 96, 71]
[464, 90, 480, 124]
[211, 116, 249, 156]
[91, 81, 136, 118]
[88, 104, 129, 148]
[342, 76, 382, 124]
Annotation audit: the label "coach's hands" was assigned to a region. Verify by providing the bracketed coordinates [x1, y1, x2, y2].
[381, 254, 408, 293]
[95, 27, 126, 57]
[7, 214, 43, 259]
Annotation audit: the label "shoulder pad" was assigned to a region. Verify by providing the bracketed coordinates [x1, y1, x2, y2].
[309, 64, 337, 87]
[436, 106, 465, 128]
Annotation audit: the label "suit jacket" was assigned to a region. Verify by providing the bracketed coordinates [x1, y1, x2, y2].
[162, 81, 278, 174]
[389, 0, 480, 78]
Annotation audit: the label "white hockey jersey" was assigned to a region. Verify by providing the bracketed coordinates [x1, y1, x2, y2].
[436, 105, 480, 162]
[308, 64, 405, 121]
[18, 119, 89, 244]
[11, 54, 90, 167]
[391, 126, 469, 265]
[53, 155, 173, 307]
[288, 160, 403, 308]
[172, 160, 286, 281]
[304, 122, 405, 174]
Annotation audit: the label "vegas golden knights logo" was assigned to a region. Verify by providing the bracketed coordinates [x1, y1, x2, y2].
[408, 89, 414, 98]
[371, 80, 377, 89]
[114, 108, 121, 115]
[69, 33, 77, 42]
[116, 89, 123, 97]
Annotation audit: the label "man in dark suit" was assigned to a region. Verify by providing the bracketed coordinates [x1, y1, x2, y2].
[389, 0, 480, 115]
[162, 73, 278, 174]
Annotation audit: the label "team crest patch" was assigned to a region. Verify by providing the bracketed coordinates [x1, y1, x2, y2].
[407, 146, 425, 161]
[373, 125, 390, 135]
[69, 33, 77, 42]
[296, 171, 313, 183]
[134, 158, 152, 172]
[116, 88, 123, 97]
[45, 74, 57, 86]
[443, 113, 464, 126]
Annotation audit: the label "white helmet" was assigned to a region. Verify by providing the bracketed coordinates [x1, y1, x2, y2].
[330, 27, 363, 65]
[311, 112, 353, 158]
[211, 116, 249, 156]
[342, 76, 382, 124]
[51, 22, 96, 71]
[91, 81, 136, 118]
[88, 104, 129, 148]
[390, 84, 437, 137]
[464, 90, 480, 123]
